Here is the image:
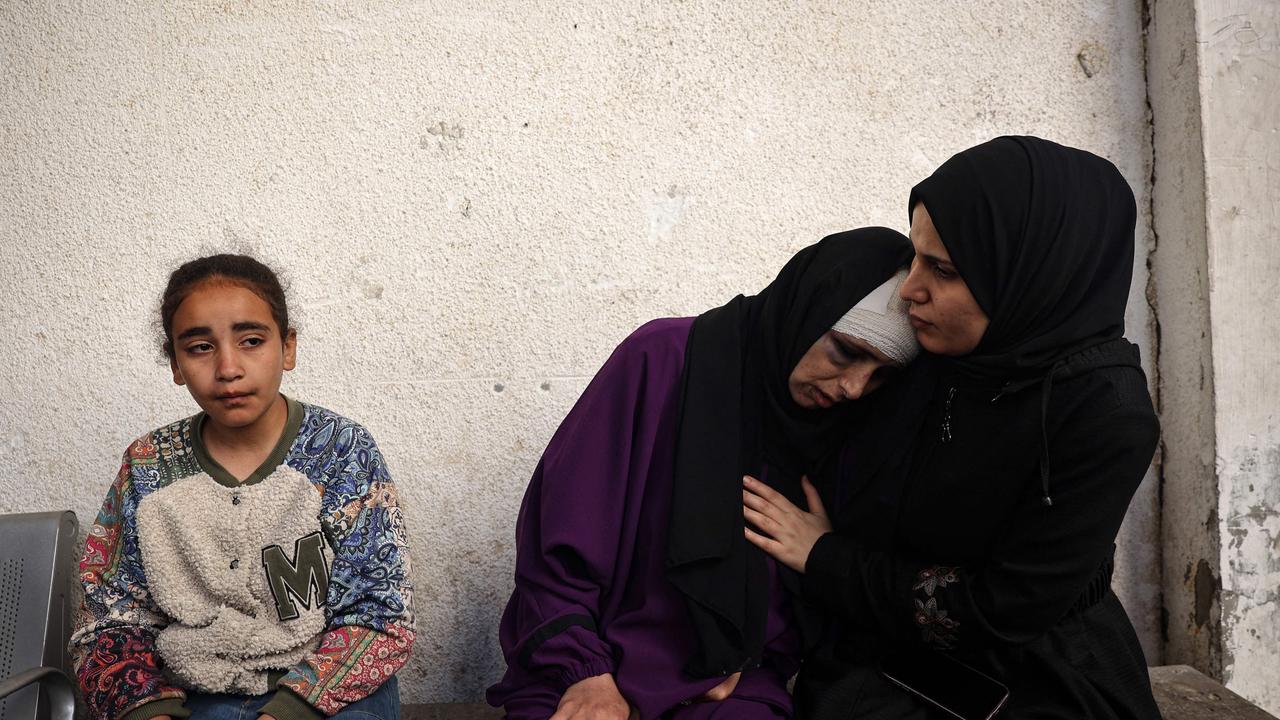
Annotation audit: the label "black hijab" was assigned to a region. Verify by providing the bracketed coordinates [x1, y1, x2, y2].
[906, 135, 1140, 505]
[909, 135, 1137, 376]
[666, 227, 913, 678]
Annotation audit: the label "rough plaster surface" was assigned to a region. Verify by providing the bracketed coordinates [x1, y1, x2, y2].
[1150, 0, 1280, 712]
[1146, 0, 1220, 677]
[1, 1, 1158, 703]
[1196, 1, 1280, 713]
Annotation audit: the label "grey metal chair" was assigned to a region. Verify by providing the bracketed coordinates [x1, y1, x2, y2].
[0, 511, 78, 720]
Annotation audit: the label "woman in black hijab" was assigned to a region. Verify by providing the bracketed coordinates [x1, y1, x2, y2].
[745, 136, 1163, 718]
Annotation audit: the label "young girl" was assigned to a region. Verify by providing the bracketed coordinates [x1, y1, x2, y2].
[70, 255, 414, 720]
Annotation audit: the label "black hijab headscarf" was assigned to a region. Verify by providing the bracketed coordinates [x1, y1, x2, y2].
[666, 227, 913, 678]
[905, 135, 1140, 506]
[909, 135, 1138, 375]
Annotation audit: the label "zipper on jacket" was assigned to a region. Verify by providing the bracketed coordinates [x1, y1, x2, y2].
[941, 386, 955, 443]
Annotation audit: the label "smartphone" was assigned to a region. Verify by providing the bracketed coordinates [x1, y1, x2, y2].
[880, 649, 1010, 720]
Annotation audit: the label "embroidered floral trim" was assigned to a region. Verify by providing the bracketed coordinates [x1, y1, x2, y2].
[912, 565, 960, 648]
[913, 565, 959, 595]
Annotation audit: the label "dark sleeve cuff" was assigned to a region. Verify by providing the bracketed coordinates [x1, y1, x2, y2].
[121, 697, 191, 720]
[802, 532, 858, 608]
[259, 688, 324, 720]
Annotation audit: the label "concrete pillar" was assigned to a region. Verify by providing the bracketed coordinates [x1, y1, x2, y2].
[1148, 0, 1280, 713]
[1146, 0, 1220, 681]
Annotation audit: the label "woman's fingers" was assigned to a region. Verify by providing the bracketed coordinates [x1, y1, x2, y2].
[742, 487, 788, 519]
[743, 475, 801, 517]
[744, 526, 781, 555]
[743, 488, 796, 537]
[742, 475, 788, 505]
[741, 487, 768, 511]
[743, 506, 779, 535]
[742, 474, 780, 500]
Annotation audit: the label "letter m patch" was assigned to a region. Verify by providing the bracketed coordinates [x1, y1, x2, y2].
[262, 531, 331, 621]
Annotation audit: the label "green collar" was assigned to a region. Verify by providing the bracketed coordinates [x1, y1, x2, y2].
[192, 395, 304, 488]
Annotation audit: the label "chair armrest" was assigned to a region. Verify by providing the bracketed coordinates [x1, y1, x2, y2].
[0, 666, 75, 720]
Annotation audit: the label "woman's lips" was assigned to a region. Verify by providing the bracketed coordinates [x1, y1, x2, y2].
[909, 313, 932, 330]
[811, 386, 836, 408]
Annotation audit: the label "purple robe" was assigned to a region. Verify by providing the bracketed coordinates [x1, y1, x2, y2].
[488, 318, 801, 720]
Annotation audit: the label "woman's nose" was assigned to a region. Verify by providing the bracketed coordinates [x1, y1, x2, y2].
[900, 259, 928, 304]
[839, 366, 873, 401]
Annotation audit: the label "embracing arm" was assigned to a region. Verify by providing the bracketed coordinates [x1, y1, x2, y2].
[751, 403, 1158, 651]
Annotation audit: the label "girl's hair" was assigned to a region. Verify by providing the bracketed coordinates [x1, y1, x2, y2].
[160, 254, 291, 360]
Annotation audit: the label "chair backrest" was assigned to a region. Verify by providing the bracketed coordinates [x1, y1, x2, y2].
[0, 512, 79, 720]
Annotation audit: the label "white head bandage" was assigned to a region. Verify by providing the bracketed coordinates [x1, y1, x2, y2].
[830, 269, 920, 365]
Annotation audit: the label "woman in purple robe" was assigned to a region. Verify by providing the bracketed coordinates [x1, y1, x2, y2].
[487, 227, 920, 720]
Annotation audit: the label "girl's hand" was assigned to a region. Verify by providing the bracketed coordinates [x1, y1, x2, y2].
[742, 475, 832, 573]
[551, 673, 633, 720]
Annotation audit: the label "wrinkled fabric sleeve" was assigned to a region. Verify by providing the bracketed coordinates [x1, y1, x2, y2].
[490, 334, 672, 701]
[269, 428, 416, 719]
[70, 447, 190, 720]
[803, 403, 1158, 651]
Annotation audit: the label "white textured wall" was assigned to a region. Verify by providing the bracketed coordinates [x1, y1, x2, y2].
[1198, 0, 1280, 712]
[1149, 1, 1280, 712]
[0, 1, 1158, 703]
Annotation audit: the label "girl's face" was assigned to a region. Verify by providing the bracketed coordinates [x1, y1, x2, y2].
[788, 330, 898, 409]
[169, 281, 296, 432]
[900, 204, 990, 356]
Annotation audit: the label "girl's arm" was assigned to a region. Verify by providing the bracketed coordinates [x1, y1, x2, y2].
[71, 445, 190, 720]
[261, 427, 415, 720]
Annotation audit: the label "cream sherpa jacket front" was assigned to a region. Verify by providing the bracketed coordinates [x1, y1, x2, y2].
[137, 465, 327, 694]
